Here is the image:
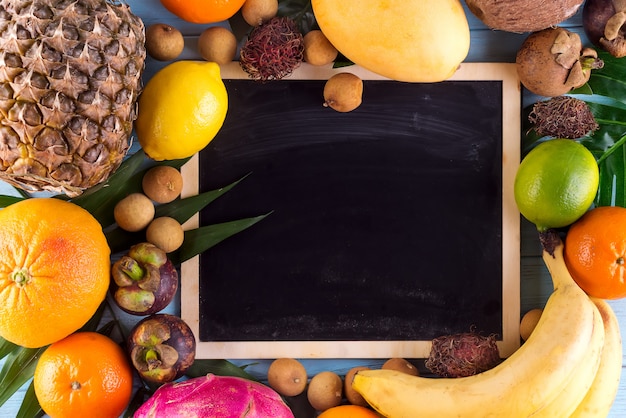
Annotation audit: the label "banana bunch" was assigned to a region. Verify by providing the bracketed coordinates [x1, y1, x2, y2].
[352, 233, 622, 418]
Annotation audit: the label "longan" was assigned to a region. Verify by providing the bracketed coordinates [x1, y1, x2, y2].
[303, 30, 338, 66]
[146, 216, 185, 253]
[344, 366, 370, 407]
[267, 358, 308, 397]
[145, 23, 184, 61]
[323, 72, 363, 113]
[307, 371, 343, 412]
[114, 193, 155, 232]
[197, 26, 237, 65]
[382, 358, 420, 376]
[520, 308, 543, 341]
[241, 0, 278, 26]
[142, 165, 183, 204]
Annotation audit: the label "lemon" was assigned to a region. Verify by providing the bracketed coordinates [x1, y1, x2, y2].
[136, 61, 228, 160]
[514, 139, 599, 232]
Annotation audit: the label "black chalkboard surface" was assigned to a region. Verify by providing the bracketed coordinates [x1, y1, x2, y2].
[181, 63, 521, 359]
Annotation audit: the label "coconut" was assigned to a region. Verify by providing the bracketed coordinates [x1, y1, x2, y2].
[425, 332, 501, 378]
[465, 0, 584, 33]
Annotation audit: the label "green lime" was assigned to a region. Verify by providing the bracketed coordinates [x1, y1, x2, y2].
[514, 139, 599, 232]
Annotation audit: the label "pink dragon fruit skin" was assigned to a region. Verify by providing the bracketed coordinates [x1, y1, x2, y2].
[134, 374, 295, 418]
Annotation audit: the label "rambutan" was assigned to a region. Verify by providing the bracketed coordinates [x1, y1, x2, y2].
[425, 331, 501, 378]
[239, 16, 304, 82]
[528, 96, 599, 139]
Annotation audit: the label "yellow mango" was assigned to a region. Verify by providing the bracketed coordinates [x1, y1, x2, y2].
[311, 0, 471, 82]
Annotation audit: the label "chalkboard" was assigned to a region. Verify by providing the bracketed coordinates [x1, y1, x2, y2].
[181, 63, 521, 359]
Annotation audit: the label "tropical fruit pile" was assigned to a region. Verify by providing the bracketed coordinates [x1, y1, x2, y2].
[0, 0, 625, 417]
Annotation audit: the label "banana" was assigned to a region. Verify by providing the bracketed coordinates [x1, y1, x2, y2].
[528, 300, 604, 417]
[569, 298, 622, 418]
[352, 232, 601, 418]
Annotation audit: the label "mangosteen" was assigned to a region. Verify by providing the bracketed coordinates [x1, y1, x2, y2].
[516, 27, 604, 97]
[583, 0, 626, 57]
[128, 313, 196, 383]
[110, 242, 178, 316]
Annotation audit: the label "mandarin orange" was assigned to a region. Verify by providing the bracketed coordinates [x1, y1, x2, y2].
[160, 0, 246, 24]
[34, 332, 133, 418]
[564, 205, 626, 299]
[0, 198, 110, 348]
[317, 404, 381, 418]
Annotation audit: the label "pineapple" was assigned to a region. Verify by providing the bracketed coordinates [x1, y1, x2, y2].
[0, 0, 146, 196]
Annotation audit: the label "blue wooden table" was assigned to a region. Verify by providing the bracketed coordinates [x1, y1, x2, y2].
[1, 1, 625, 417]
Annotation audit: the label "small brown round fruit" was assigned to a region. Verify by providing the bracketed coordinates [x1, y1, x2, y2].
[197, 26, 237, 65]
[382, 358, 420, 376]
[241, 0, 278, 26]
[114, 193, 155, 232]
[303, 30, 338, 66]
[307, 371, 343, 411]
[267, 358, 308, 397]
[323, 73, 363, 113]
[145, 23, 185, 61]
[142, 165, 184, 204]
[520, 308, 544, 341]
[344, 366, 370, 407]
[146, 217, 185, 253]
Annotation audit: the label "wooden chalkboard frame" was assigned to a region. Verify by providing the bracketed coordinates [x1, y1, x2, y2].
[181, 62, 521, 360]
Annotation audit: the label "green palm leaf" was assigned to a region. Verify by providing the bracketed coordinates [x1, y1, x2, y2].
[0, 346, 47, 408]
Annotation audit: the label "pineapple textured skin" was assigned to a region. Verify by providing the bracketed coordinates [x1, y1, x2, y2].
[0, 0, 146, 196]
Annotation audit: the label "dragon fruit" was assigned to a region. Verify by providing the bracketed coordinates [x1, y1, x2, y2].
[134, 374, 295, 418]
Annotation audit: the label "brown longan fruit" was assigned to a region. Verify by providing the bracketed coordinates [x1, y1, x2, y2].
[382, 358, 420, 376]
[114, 193, 155, 232]
[197, 26, 237, 65]
[145, 23, 184, 61]
[307, 371, 343, 411]
[146, 217, 185, 253]
[303, 30, 338, 66]
[267, 358, 308, 397]
[241, 0, 278, 26]
[142, 165, 184, 204]
[344, 366, 370, 407]
[323, 73, 363, 113]
[520, 308, 543, 341]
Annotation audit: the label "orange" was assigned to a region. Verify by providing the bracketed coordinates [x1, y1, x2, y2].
[0, 198, 110, 348]
[160, 0, 246, 24]
[318, 404, 381, 418]
[34, 332, 133, 418]
[564, 205, 626, 299]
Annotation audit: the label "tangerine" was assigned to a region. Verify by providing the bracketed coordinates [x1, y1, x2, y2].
[317, 404, 380, 418]
[34, 332, 133, 418]
[564, 205, 626, 299]
[160, 0, 246, 24]
[0, 198, 110, 348]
